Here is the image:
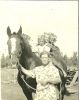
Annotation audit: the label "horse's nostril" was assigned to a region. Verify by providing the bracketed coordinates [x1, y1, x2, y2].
[10, 55, 18, 64]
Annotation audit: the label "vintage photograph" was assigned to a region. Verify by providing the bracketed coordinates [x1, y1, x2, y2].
[0, 1, 78, 100]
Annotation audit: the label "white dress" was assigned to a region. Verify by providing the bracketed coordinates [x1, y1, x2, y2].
[28, 62, 61, 100]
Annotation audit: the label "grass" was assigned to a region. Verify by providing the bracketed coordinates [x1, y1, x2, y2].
[1, 68, 78, 100]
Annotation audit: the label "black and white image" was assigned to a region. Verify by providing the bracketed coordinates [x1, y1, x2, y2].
[0, 1, 78, 100]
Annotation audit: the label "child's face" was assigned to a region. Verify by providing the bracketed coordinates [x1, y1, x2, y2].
[41, 54, 49, 65]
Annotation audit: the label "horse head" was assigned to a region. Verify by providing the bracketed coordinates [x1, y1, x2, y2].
[7, 26, 23, 65]
[7, 26, 41, 69]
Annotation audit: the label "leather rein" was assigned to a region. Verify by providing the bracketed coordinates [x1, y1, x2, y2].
[17, 62, 37, 91]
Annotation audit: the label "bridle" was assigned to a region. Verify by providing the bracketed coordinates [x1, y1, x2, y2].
[17, 61, 37, 91]
[8, 38, 36, 91]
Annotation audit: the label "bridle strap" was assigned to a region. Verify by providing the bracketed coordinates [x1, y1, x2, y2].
[17, 62, 36, 91]
[21, 75, 36, 91]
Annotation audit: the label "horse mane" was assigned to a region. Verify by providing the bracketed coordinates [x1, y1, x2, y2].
[18, 33, 42, 68]
[20, 34, 33, 58]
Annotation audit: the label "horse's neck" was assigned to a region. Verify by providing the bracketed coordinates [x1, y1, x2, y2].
[20, 52, 42, 70]
[19, 53, 29, 69]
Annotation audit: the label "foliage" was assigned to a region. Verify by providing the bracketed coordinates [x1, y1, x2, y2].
[38, 32, 57, 45]
[37, 32, 78, 71]
[71, 52, 77, 66]
[5, 56, 12, 67]
[38, 35, 45, 45]
[1, 54, 11, 68]
[1, 54, 6, 68]
[63, 52, 78, 71]
[37, 32, 67, 72]
[22, 33, 31, 44]
[44, 32, 57, 44]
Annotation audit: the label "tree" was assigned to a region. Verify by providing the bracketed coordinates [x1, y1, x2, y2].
[44, 32, 50, 43]
[37, 32, 67, 72]
[71, 52, 77, 66]
[63, 55, 68, 65]
[49, 33, 57, 44]
[37, 32, 57, 46]
[37, 35, 45, 45]
[5, 55, 12, 67]
[1, 54, 6, 68]
[44, 32, 57, 44]
[22, 33, 31, 44]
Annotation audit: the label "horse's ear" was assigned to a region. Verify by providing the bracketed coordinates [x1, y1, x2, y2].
[7, 26, 11, 37]
[17, 26, 22, 35]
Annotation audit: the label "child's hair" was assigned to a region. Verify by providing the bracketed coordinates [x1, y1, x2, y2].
[40, 51, 50, 58]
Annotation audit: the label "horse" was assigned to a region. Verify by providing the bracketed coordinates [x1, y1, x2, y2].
[7, 26, 67, 100]
[7, 26, 42, 100]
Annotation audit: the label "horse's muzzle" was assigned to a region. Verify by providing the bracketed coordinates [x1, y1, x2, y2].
[10, 54, 19, 65]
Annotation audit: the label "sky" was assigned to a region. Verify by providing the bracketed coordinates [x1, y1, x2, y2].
[0, 1, 78, 57]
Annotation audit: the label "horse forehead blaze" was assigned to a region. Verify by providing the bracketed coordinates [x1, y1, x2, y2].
[10, 37, 17, 52]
